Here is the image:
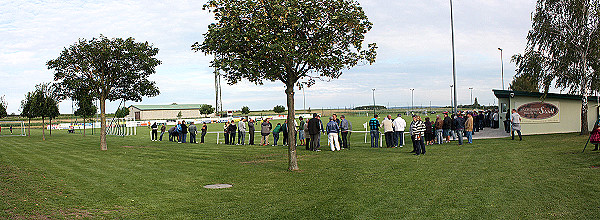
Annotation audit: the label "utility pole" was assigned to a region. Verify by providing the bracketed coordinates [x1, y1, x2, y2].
[498, 48, 505, 90]
[450, 0, 458, 113]
[214, 60, 223, 117]
[372, 88, 376, 116]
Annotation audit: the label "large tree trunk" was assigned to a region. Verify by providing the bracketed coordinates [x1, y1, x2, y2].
[100, 98, 108, 150]
[285, 83, 299, 171]
[42, 117, 45, 141]
[581, 95, 589, 135]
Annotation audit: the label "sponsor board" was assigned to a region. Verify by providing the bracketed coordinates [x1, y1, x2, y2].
[516, 101, 560, 123]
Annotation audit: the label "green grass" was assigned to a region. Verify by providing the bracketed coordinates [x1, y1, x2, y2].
[2, 122, 600, 219]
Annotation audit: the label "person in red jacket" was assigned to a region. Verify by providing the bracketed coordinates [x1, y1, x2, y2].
[591, 124, 600, 151]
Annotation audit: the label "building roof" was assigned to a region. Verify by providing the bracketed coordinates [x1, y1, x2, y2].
[129, 104, 205, 111]
[493, 89, 599, 102]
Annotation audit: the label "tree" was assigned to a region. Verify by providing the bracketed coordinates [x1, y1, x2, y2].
[73, 90, 97, 137]
[20, 92, 34, 136]
[241, 106, 250, 115]
[194, 0, 376, 171]
[509, 74, 540, 93]
[514, 0, 600, 134]
[177, 111, 183, 119]
[48, 35, 161, 150]
[29, 83, 60, 141]
[273, 105, 286, 113]
[199, 104, 214, 116]
[114, 106, 130, 118]
[473, 97, 481, 108]
[0, 95, 7, 118]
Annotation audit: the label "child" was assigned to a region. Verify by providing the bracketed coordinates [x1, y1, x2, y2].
[591, 124, 600, 151]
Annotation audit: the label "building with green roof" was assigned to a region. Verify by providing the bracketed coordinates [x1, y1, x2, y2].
[128, 104, 210, 120]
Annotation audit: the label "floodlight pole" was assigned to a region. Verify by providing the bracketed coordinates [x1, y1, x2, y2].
[372, 88, 376, 116]
[450, 0, 458, 113]
[410, 88, 415, 112]
[450, 85, 454, 110]
[469, 87, 473, 106]
[498, 48, 504, 90]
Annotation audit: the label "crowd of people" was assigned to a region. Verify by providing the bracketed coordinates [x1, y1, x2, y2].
[150, 120, 208, 144]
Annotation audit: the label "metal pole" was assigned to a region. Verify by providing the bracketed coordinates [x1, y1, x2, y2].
[469, 87, 473, 106]
[372, 88, 376, 116]
[450, 85, 454, 111]
[303, 87, 306, 113]
[450, 0, 458, 113]
[410, 88, 414, 113]
[498, 48, 504, 90]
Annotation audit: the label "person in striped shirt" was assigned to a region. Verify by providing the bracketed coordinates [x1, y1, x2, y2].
[411, 115, 426, 155]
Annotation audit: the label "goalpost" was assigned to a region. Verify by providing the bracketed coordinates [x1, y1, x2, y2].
[0, 121, 26, 137]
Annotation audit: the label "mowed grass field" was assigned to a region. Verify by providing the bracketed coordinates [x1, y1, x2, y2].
[2, 116, 600, 219]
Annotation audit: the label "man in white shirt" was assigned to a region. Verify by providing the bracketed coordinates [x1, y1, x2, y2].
[392, 114, 406, 148]
[510, 109, 522, 141]
[381, 115, 394, 148]
[238, 118, 247, 145]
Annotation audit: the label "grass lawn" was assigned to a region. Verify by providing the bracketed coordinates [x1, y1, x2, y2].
[2, 120, 600, 219]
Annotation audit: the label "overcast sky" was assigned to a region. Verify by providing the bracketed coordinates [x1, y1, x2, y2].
[0, 0, 537, 114]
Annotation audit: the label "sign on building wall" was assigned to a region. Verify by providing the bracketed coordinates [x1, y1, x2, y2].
[516, 101, 560, 123]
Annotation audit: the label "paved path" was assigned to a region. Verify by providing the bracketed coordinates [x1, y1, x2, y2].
[469, 128, 510, 140]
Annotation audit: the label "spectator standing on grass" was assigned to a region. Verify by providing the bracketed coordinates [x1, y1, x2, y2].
[308, 113, 323, 151]
[412, 116, 426, 155]
[326, 117, 341, 151]
[392, 114, 406, 148]
[409, 115, 417, 153]
[591, 124, 600, 151]
[224, 121, 230, 145]
[248, 119, 255, 145]
[228, 120, 237, 145]
[424, 117, 434, 145]
[435, 115, 444, 145]
[159, 124, 166, 141]
[454, 114, 466, 145]
[261, 119, 272, 146]
[201, 122, 207, 144]
[465, 114, 474, 144]
[180, 120, 188, 144]
[189, 122, 197, 143]
[369, 114, 381, 148]
[168, 126, 176, 142]
[443, 113, 452, 143]
[176, 121, 183, 143]
[332, 114, 342, 145]
[304, 118, 311, 150]
[340, 115, 352, 149]
[298, 117, 306, 147]
[238, 118, 246, 145]
[382, 115, 394, 148]
[151, 122, 158, 141]
[9, 126, 12, 134]
[282, 119, 288, 146]
[272, 123, 281, 146]
[511, 109, 522, 141]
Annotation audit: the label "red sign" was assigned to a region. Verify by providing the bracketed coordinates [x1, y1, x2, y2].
[517, 102, 559, 120]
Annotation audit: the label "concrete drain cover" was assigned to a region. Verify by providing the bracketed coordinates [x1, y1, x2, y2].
[204, 184, 233, 189]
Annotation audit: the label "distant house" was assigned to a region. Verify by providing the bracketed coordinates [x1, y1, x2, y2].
[128, 104, 209, 120]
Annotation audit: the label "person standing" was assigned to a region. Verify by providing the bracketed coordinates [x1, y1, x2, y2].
[188, 122, 197, 144]
[434, 115, 444, 145]
[180, 120, 188, 144]
[339, 115, 352, 149]
[176, 121, 182, 143]
[304, 118, 311, 150]
[392, 114, 406, 148]
[492, 110, 499, 129]
[238, 118, 247, 145]
[223, 121, 230, 145]
[504, 111, 511, 133]
[151, 122, 158, 141]
[511, 109, 522, 141]
[308, 113, 322, 151]
[261, 119, 272, 146]
[326, 117, 341, 151]
[412, 116, 426, 155]
[454, 114, 466, 145]
[168, 126, 176, 142]
[424, 117, 434, 145]
[201, 122, 207, 144]
[281, 119, 288, 146]
[443, 113, 452, 143]
[409, 115, 417, 153]
[9, 125, 12, 134]
[465, 114, 474, 144]
[332, 114, 342, 145]
[298, 117, 306, 147]
[248, 118, 255, 145]
[590, 124, 600, 151]
[159, 124, 166, 141]
[272, 123, 281, 146]
[369, 114, 381, 148]
[228, 120, 237, 145]
[382, 115, 394, 148]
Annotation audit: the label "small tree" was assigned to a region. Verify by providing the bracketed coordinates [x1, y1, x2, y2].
[48, 35, 161, 150]
[114, 106, 130, 118]
[195, 0, 376, 171]
[0, 95, 7, 118]
[73, 90, 97, 137]
[177, 111, 183, 119]
[473, 98, 480, 108]
[30, 83, 60, 140]
[199, 104, 214, 116]
[273, 105, 286, 113]
[20, 92, 34, 136]
[241, 106, 250, 115]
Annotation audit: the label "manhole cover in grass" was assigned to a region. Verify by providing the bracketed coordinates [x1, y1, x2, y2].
[204, 184, 233, 189]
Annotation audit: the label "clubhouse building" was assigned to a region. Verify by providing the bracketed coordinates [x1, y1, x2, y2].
[128, 104, 209, 120]
[494, 90, 599, 135]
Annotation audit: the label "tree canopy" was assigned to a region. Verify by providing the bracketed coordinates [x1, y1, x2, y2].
[0, 96, 7, 118]
[48, 35, 161, 150]
[241, 106, 250, 115]
[114, 106, 129, 118]
[199, 104, 215, 115]
[194, 0, 376, 171]
[509, 74, 540, 93]
[514, 0, 600, 134]
[273, 105, 286, 113]
[29, 83, 60, 140]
